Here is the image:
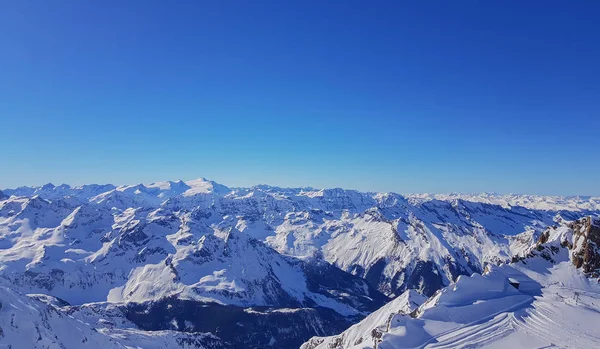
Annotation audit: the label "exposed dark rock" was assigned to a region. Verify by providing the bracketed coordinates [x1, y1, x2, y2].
[514, 216, 600, 276]
[364, 258, 387, 292]
[570, 217, 600, 276]
[405, 261, 443, 297]
[302, 259, 389, 314]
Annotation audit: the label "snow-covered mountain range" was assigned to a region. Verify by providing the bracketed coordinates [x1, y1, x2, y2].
[1, 178, 599, 348]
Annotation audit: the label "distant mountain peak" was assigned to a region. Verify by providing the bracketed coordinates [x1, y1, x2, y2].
[183, 177, 231, 196]
[41, 182, 56, 190]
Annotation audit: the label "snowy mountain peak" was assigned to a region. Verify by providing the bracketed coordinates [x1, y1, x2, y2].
[41, 182, 56, 190]
[183, 178, 232, 196]
[146, 179, 190, 193]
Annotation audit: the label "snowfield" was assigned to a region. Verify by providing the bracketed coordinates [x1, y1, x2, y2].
[1, 179, 599, 348]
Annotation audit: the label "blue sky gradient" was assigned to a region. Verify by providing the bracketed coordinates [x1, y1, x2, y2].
[1, 1, 599, 194]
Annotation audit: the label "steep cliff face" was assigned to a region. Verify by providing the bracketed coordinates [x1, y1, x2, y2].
[569, 216, 600, 276]
[521, 216, 600, 276]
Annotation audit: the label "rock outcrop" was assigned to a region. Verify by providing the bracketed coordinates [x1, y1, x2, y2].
[570, 216, 600, 276]
[517, 216, 600, 277]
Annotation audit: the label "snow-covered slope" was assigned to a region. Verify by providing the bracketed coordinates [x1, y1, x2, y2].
[302, 289, 427, 349]
[303, 216, 600, 349]
[0, 282, 226, 349]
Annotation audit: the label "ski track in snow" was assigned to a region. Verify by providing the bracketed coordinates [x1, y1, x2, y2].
[416, 299, 532, 349]
[423, 313, 515, 348]
[510, 286, 600, 349]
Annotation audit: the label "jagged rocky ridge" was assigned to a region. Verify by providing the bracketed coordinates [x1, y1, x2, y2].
[516, 215, 600, 276]
[1, 179, 599, 348]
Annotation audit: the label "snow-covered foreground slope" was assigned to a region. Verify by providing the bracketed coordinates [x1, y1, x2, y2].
[303, 217, 600, 349]
[1, 179, 599, 348]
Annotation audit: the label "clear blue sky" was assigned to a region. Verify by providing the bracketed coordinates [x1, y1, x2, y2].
[1, 1, 599, 195]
